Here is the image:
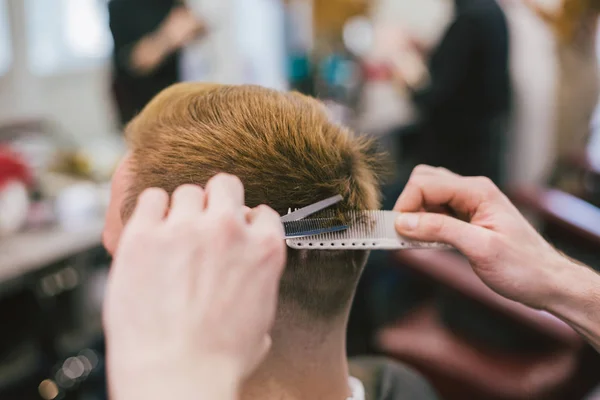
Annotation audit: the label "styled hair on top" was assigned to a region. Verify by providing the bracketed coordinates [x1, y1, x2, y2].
[123, 83, 382, 318]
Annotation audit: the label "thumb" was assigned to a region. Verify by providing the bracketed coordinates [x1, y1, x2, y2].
[395, 212, 490, 254]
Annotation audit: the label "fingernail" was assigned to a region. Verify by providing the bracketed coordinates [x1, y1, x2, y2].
[396, 213, 419, 231]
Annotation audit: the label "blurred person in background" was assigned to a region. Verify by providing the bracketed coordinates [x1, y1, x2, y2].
[526, 0, 600, 192]
[350, 0, 513, 359]
[392, 0, 511, 186]
[501, 0, 558, 188]
[108, 0, 207, 125]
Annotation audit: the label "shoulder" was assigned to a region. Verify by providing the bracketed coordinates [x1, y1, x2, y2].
[349, 356, 439, 400]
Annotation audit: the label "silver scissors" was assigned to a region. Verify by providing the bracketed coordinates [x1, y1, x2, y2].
[281, 195, 348, 238]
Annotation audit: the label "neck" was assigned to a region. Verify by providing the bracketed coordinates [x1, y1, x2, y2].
[241, 311, 352, 400]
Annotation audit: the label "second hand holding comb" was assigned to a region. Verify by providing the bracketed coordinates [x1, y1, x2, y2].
[286, 210, 451, 250]
[281, 196, 451, 250]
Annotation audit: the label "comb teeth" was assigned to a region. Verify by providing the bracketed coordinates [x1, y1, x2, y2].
[285, 211, 452, 250]
[283, 218, 348, 238]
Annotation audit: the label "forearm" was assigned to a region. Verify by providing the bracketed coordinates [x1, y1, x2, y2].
[128, 31, 174, 75]
[545, 258, 600, 352]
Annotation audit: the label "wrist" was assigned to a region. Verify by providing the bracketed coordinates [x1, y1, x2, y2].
[110, 355, 242, 400]
[542, 255, 596, 316]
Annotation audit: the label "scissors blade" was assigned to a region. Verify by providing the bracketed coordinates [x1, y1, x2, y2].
[283, 218, 349, 238]
[280, 195, 344, 223]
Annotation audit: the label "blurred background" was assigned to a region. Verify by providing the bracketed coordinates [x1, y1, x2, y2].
[0, 0, 600, 399]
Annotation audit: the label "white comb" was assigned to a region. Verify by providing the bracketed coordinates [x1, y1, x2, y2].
[285, 211, 452, 250]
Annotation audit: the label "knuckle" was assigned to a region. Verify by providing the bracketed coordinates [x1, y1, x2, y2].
[257, 204, 281, 220]
[413, 164, 432, 176]
[139, 187, 167, 201]
[406, 174, 422, 189]
[173, 184, 203, 196]
[214, 173, 243, 187]
[474, 176, 496, 192]
[256, 204, 272, 213]
[408, 165, 438, 186]
[435, 166, 453, 176]
[213, 211, 242, 233]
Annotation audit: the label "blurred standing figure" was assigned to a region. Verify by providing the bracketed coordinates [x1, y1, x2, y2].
[393, 0, 511, 185]
[501, 0, 558, 187]
[527, 0, 600, 191]
[108, 0, 206, 125]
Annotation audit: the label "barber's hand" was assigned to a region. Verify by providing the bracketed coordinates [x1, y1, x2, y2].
[130, 7, 205, 74]
[394, 166, 566, 310]
[104, 174, 286, 400]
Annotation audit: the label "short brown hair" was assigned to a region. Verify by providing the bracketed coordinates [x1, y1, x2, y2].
[123, 83, 381, 318]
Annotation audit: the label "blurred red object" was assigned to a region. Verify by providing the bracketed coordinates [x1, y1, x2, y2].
[0, 146, 34, 236]
[362, 62, 394, 82]
[0, 145, 33, 189]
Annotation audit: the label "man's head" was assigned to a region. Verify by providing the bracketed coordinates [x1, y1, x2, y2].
[104, 83, 381, 319]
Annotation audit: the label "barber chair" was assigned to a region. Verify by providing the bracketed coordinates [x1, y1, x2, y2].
[375, 249, 582, 400]
[512, 187, 600, 270]
[559, 151, 600, 208]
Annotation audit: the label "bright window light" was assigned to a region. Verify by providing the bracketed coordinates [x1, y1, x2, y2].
[26, 0, 112, 75]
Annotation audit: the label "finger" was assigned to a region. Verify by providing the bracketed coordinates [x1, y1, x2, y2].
[408, 164, 455, 177]
[395, 212, 491, 255]
[247, 204, 278, 224]
[243, 206, 252, 223]
[405, 167, 471, 220]
[393, 166, 441, 212]
[394, 170, 501, 218]
[249, 205, 287, 279]
[168, 184, 206, 222]
[205, 173, 245, 214]
[128, 188, 169, 228]
[393, 165, 456, 211]
[248, 205, 286, 242]
[422, 204, 455, 217]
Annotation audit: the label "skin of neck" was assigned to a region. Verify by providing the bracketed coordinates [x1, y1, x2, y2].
[241, 302, 354, 400]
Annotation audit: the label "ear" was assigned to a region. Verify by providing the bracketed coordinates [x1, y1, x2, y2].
[103, 153, 133, 255]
